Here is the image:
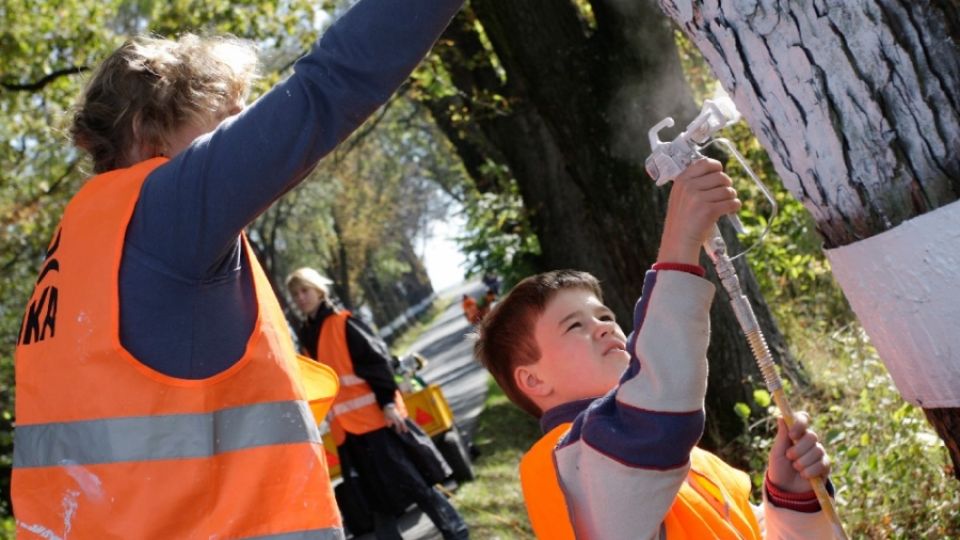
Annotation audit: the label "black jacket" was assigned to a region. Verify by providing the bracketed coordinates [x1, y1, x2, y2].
[297, 302, 399, 408]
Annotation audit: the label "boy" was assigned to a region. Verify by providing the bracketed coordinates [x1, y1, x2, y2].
[475, 159, 836, 539]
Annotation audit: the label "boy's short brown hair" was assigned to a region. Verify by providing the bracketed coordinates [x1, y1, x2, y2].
[474, 270, 603, 418]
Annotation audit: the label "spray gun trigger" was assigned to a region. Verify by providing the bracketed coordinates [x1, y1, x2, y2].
[647, 117, 675, 151]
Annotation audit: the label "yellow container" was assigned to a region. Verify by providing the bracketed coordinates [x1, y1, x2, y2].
[402, 384, 455, 438]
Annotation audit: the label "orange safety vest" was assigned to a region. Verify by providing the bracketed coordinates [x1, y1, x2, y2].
[461, 297, 478, 323]
[13, 158, 343, 539]
[520, 423, 762, 540]
[315, 311, 406, 445]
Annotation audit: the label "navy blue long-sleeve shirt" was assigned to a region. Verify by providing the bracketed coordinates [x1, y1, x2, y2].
[119, 0, 463, 378]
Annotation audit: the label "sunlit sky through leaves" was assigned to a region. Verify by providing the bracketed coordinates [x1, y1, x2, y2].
[421, 212, 467, 292]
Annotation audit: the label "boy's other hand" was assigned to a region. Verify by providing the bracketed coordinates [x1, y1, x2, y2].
[767, 411, 831, 493]
[657, 158, 741, 265]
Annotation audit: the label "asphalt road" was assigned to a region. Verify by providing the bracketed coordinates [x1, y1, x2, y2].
[352, 280, 491, 540]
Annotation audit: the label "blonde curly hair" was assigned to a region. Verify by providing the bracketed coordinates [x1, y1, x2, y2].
[71, 34, 259, 173]
[286, 267, 333, 300]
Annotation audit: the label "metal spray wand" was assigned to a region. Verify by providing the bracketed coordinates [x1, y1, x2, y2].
[645, 96, 848, 540]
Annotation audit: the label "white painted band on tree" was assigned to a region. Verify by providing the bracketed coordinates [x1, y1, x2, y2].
[825, 199, 960, 408]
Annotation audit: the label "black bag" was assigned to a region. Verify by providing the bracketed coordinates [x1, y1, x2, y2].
[395, 418, 452, 485]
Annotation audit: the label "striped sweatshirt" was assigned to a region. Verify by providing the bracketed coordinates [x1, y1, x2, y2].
[540, 269, 836, 539]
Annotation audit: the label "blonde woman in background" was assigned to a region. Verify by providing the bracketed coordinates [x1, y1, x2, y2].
[287, 268, 469, 540]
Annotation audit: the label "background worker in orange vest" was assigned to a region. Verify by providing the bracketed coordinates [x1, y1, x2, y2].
[287, 268, 469, 540]
[475, 288, 497, 322]
[474, 159, 838, 539]
[461, 294, 480, 324]
[12, 0, 464, 537]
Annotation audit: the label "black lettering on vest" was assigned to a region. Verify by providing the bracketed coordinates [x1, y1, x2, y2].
[19, 286, 58, 345]
[42, 286, 57, 339]
[36, 227, 62, 286]
[46, 227, 61, 256]
[18, 227, 62, 347]
[36, 258, 59, 285]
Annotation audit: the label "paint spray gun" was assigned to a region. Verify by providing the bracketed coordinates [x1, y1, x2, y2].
[646, 96, 848, 539]
[645, 93, 777, 257]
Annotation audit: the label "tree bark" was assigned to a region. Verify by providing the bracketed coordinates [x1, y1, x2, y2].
[422, 1, 801, 450]
[925, 407, 960, 478]
[661, 0, 960, 476]
[359, 238, 434, 330]
[330, 215, 353, 309]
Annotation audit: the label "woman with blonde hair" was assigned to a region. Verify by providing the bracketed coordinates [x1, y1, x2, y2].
[12, 1, 464, 538]
[287, 268, 469, 540]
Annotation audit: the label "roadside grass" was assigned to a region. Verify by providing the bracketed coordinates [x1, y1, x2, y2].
[449, 378, 540, 539]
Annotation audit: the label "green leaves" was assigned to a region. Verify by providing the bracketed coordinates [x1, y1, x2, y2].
[752, 389, 771, 408]
[457, 176, 541, 288]
[733, 402, 752, 421]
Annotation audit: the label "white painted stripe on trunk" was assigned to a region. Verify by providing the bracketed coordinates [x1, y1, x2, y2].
[826, 199, 960, 407]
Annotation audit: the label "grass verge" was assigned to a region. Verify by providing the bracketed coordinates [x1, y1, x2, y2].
[448, 378, 540, 539]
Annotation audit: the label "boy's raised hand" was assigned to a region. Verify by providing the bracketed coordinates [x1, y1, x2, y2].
[767, 411, 831, 493]
[657, 158, 741, 265]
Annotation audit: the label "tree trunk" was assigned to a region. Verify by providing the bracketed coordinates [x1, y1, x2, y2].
[661, 0, 960, 476]
[359, 238, 435, 329]
[331, 215, 353, 309]
[422, 1, 801, 451]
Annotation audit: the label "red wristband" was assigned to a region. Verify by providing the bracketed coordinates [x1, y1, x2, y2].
[652, 262, 706, 278]
[764, 472, 822, 513]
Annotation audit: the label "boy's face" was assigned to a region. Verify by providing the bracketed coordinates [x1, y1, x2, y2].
[529, 288, 630, 405]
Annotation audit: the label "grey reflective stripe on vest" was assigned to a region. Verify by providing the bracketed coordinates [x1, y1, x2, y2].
[245, 527, 346, 540]
[339, 374, 365, 387]
[13, 400, 321, 468]
[330, 393, 377, 417]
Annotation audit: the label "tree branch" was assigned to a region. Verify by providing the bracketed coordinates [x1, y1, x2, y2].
[1, 66, 89, 92]
[1, 158, 80, 229]
[333, 83, 411, 162]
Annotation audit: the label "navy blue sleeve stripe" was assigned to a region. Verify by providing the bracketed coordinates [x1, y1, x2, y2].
[624, 270, 658, 381]
[614, 401, 704, 417]
[558, 391, 704, 469]
[578, 440, 689, 472]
